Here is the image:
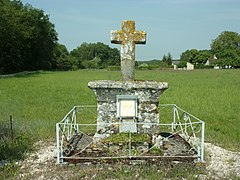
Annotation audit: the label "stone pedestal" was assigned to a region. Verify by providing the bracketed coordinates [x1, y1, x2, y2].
[88, 80, 168, 135]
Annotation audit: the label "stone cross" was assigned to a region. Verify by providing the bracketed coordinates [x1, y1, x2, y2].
[110, 20, 146, 81]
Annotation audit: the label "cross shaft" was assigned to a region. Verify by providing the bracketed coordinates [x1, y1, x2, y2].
[111, 20, 146, 81]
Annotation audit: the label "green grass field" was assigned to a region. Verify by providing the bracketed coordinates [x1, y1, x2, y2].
[0, 69, 239, 151]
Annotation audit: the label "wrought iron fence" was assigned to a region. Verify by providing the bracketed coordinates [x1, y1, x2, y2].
[56, 104, 204, 164]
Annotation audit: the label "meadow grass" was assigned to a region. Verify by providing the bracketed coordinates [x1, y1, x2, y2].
[0, 69, 239, 151]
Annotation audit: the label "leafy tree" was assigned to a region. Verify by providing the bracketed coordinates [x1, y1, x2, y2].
[82, 57, 101, 69]
[53, 43, 72, 70]
[180, 49, 198, 64]
[0, 0, 26, 73]
[211, 31, 240, 68]
[196, 50, 212, 64]
[180, 49, 212, 65]
[166, 52, 173, 65]
[138, 63, 148, 70]
[162, 53, 172, 65]
[70, 42, 120, 69]
[178, 61, 187, 68]
[23, 6, 58, 70]
[162, 54, 167, 63]
[0, 0, 57, 74]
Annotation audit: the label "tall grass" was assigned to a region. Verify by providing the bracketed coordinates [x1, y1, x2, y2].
[0, 69, 239, 151]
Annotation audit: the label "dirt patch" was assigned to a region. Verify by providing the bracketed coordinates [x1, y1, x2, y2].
[18, 140, 240, 179]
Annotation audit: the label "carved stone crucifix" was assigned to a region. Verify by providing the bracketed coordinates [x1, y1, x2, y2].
[110, 20, 146, 81]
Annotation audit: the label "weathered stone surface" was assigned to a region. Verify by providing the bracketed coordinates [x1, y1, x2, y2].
[88, 80, 168, 134]
[111, 20, 146, 81]
[88, 80, 168, 102]
[139, 103, 158, 113]
[88, 80, 167, 90]
[87, 20, 168, 136]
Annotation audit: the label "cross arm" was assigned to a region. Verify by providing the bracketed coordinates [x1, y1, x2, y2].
[110, 30, 122, 44]
[134, 31, 146, 44]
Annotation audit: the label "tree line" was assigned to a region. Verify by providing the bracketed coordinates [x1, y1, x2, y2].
[1, 0, 239, 74]
[179, 31, 240, 68]
[0, 0, 57, 74]
[54, 42, 120, 71]
[0, 0, 120, 74]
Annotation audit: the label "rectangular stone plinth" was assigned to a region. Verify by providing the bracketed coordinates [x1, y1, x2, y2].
[88, 80, 168, 135]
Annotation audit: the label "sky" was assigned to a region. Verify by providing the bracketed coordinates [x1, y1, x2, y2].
[21, 0, 240, 60]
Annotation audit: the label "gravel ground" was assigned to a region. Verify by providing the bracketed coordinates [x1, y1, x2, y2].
[204, 142, 240, 178]
[17, 140, 240, 179]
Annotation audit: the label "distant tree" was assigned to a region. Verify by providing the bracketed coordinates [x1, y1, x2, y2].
[196, 50, 212, 64]
[162, 53, 172, 65]
[162, 54, 167, 63]
[135, 61, 139, 67]
[70, 42, 120, 69]
[82, 57, 101, 69]
[211, 31, 240, 68]
[178, 61, 187, 68]
[180, 49, 212, 65]
[138, 63, 148, 70]
[53, 43, 72, 70]
[180, 49, 198, 64]
[166, 52, 173, 65]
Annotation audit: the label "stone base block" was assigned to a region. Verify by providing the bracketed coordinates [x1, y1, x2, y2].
[88, 80, 168, 135]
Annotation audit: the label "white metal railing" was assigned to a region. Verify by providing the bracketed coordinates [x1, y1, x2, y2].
[159, 104, 205, 162]
[56, 105, 96, 164]
[56, 104, 205, 164]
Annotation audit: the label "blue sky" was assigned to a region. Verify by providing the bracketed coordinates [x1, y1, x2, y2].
[21, 0, 240, 60]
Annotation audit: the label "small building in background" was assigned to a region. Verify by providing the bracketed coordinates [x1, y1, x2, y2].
[172, 60, 194, 70]
[205, 55, 219, 69]
[205, 60, 210, 66]
[186, 62, 194, 70]
[173, 64, 177, 70]
[172, 60, 180, 70]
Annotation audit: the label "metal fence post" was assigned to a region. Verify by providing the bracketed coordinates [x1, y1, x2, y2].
[201, 121, 205, 162]
[129, 131, 132, 157]
[56, 123, 60, 164]
[172, 105, 176, 132]
[10, 115, 13, 140]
